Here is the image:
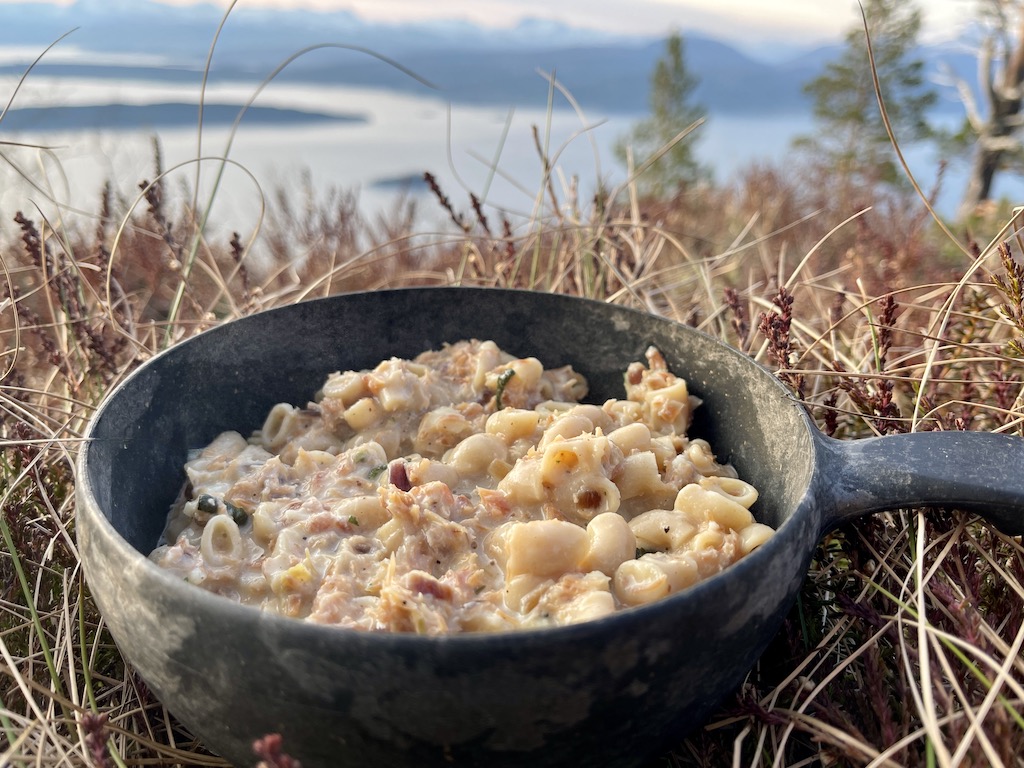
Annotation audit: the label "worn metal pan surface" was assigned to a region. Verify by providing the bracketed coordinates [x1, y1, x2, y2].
[76, 287, 1024, 768]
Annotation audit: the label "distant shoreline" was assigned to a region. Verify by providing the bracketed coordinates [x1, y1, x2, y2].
[370, 172, 431, 191]
[0, 102, 366, 132]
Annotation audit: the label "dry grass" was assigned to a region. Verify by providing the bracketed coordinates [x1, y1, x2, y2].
[3, 26, 1024, 768]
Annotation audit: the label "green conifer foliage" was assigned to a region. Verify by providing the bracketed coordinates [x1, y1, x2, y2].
[798, 0, 936, 186]
[615, 32, 710, 198]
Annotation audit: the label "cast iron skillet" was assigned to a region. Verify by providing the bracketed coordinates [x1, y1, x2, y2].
[76, 287, 1024, 768]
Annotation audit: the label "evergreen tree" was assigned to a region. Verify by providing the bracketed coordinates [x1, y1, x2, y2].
[797, 0, 936, 185]
[615, 32, 709, 198]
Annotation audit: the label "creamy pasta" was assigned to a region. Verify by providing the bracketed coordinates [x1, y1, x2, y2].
[150, 340, 774, 633]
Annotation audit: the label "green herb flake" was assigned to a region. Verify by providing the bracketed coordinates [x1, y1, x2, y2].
[196, 494, 219, 515]
[225, 501, 248, 525]
[348, 515, 359, 526]
[494, 368, 516, 411]
[368, 464, 387, 481]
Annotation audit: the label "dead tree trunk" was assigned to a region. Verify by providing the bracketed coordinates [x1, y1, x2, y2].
[958, 15, 1024, 218]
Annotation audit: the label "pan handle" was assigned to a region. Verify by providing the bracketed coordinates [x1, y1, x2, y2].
[816, 430, 1024, 536]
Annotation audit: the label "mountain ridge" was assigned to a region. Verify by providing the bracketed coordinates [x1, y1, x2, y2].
[0, 1, 977, 118]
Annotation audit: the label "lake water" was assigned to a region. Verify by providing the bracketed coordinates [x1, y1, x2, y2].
[0, 73, 1009, 238]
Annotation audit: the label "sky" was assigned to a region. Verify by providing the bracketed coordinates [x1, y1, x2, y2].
[301, 0, 973, 44]
[0, 0, 976, 49]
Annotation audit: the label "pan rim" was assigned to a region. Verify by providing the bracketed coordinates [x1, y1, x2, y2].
[76, 286, 819, 645]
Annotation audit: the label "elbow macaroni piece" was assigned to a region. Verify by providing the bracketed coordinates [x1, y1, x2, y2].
[579, 512, 636, 577]
[613, 559, 669, 606]
[260, 404, 300, 451]
[505, 519, 588, 580]
[200, 515, 243, 566]
[616, 452, 672, 501]
[485, 408, 540, 443]
[700, 475, 758, 509]
[674, 482, 754, 531]
[629, 509, 696, 551]
[445, 433, 508, 479]
[151, 338, 775, 634]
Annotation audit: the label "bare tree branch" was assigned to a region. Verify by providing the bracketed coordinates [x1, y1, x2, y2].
[957, 2, 1024, 216]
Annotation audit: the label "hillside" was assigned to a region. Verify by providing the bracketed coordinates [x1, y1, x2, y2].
[0, 0, 977, 120]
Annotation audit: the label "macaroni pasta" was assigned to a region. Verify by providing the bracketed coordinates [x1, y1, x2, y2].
[150, 340, 774, 633]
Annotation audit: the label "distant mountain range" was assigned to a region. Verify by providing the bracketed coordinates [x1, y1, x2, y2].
[0, 0, 979, 121]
